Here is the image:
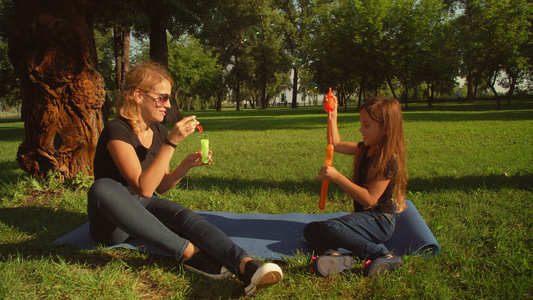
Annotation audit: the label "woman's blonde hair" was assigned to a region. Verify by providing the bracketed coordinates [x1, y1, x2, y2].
[353, 97, 407, 213]
[115, 61, 174, 134]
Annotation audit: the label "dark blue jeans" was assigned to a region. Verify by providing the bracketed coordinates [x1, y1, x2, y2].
[87, 178, 249, 274]
[303, 210, 395, 260]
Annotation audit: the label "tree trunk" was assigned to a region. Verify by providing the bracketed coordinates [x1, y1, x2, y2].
[488, 85, 501, 110]
[261, 85, 267, 110]
[426, 82, 434, 107]
[103, 26, 131, 123]
[357, 87, 363, 110]
[291, 66, 298, 108]
[466, 72, 475, 100]
[216, 90, 223, 112]
[114, 26, 130, 89]
[487, 71, 501, 110]
[147, 0, 182, 123]
[387, 78, 397, 99]
[506, 73, 516, 106]
[147, 0, 168, 69]
[403, 85, 409, 109]
[8, 0, 105, 180]
[235, 83, 241, 111]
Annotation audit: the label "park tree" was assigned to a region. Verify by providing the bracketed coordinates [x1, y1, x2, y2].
[454, 0, 485, 100]
[197, 0, 265, 111]
[103, 0, 210, 121]
[308, 0, 356, 105]
[95, 0, 142, 91]
[8, 0, 105, 180]
[407, 0, 460, 105]
[343, 0, 393, 107]
[229, 48, 256, 109]
[248, 6, 291, 110]
[278, 0, 314, 109]
[0, 1, 19, 114]
[0, 37, 19, 113]
[168, 35, 220, 111]
[309, 0, 393, 108]
[478, 0, 531, 108]
[385, 0, 445, 108]
[453, 0, 533, 106]
[93, 29, 116, 122]
[144, 0, 182, 122]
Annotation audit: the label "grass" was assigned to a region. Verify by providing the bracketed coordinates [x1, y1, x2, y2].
[0, 100, 532, 299]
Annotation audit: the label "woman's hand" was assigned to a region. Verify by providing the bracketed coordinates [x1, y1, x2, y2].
[167, 115, 199, 145]
[157, 150, 213, 194]
[181, 150, 213, 169]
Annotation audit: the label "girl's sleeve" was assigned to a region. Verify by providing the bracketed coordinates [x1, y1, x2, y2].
[385, 156, 399, 179]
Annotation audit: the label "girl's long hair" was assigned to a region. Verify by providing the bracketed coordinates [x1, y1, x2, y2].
[115, 61, 174, 134]
[352, 97, 407, 213]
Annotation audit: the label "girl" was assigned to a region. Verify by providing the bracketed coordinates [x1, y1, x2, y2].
[88, 61, 282, 295]
[304, 96, 407, 277]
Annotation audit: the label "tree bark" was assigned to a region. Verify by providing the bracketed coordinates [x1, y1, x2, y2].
[113, 26, 130, 90]
[466, 71, 475, 100]
[261, 85, 267, 110]
[386, 78, 397, 100]
[147, 0, 182, 123]
[235, 83, 241, 111]
[8, 0, 105, 180]
[291, 66, 298, 108]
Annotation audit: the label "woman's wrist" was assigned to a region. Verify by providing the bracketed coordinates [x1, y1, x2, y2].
[163, 139, 178, 148]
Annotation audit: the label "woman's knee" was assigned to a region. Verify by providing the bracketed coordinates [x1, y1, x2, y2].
[88, 178, 129, 201]
[89, 178, 120, 198]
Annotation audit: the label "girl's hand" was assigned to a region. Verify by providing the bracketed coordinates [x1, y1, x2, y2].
[167, 115, 199, 145]
[323, 94, 338, 117]
[315, 165, 340, 182]
[182, 150, 212, 168]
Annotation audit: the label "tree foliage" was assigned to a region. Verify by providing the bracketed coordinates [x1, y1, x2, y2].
[455, 0, 532, 105]
[168, 35, 220, 110]
[1, 0, 532, 179]
[0, 0, 19, 111]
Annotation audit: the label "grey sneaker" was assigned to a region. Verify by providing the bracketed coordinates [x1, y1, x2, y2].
[183, 251, 233, 280]
[240, 260, 283, 295]
[362, 256, 404, 277]
[312, 254, 354, 276]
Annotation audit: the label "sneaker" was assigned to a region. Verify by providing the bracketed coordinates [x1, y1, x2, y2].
[241, 260, 283, 295]
[312, 254, 354, 276]
[362, 256, 404, 277]
[183, 251, 233, 280]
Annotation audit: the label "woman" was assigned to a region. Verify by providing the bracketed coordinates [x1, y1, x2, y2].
[88, 61, 282, 295]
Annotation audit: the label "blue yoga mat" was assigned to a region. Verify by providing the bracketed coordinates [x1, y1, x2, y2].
[54, 200, 440, 260]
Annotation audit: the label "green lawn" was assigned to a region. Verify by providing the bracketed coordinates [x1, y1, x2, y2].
[0, 100, 532, 299]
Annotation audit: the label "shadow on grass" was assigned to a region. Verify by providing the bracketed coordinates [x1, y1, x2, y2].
[0, 124, 24, 141]
[403, 110, 533, 122]
[408, 172, 533, 193]
[180, 171, 533, 196]
[0, 205, 248, 298]
[1, 101, 531, 135]
[179, 176, 321, 195]
[0, 117, 22, 124]
[183, 106, 533, 133]
[0, 160, 25, 185]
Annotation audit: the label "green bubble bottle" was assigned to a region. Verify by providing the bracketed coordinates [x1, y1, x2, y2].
[201, 138, 209, 163]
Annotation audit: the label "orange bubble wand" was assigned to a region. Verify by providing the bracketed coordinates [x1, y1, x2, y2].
[319, 87, 335, 210]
